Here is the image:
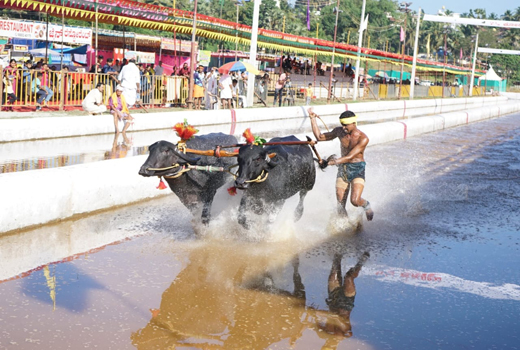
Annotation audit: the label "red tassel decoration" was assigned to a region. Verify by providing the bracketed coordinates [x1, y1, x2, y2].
[157, 178, 167, 190]
[173, 119, 198, 141]
[227, 186, 237, 196]
[243, 128, 255, 144]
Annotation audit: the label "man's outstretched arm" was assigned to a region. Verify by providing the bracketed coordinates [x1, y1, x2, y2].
[308, 108, 337, 141]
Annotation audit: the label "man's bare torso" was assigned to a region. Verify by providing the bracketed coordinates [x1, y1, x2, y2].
[333, 127, 367, 163]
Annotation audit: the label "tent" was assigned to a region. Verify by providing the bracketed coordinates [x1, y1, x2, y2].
[29, 48, 72, 65]
[477, 65, 507, 92]
[29, 48, 62, 57]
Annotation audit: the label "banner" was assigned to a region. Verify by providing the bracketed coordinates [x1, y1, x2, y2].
[198, 50, 211, 66]
[0, 19, 92, 45]
[161, 38, 197, 53]
[125, 50, 155, 64]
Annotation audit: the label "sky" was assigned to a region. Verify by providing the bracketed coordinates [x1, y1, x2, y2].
[411, 0, 516, 17]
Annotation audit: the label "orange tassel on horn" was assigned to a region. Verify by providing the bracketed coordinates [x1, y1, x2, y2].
[243, 128, 255, 144]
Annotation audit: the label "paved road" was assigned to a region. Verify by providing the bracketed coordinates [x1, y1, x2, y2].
[1, 113, 519, 349]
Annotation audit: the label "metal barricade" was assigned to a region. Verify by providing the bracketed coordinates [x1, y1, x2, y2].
[162, 75, 188, 106]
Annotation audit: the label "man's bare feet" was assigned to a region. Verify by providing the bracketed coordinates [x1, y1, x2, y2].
[366, 208, 374, 221]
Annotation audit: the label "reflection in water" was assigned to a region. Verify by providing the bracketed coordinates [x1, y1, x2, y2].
[0, 133, 149, 174]
[43, 265, 56, 311]
[130, 243, 369, 349]
[104, 132, 133, 160]
[315, 252, 370, 348]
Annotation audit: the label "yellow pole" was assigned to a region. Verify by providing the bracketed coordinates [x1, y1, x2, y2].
[347, 30, 350, 45]
[282, 15, 286, 33]
[368, 35, 370, 49]
[316, 23, 319, 38]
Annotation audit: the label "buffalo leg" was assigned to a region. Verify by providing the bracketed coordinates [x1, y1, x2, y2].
[201, 191, 216, 225]
[238, 195, 251, 229]
[267, 201, 284, 223]
[294, 190, 308, 222]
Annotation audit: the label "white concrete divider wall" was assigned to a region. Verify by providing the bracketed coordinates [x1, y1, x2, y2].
[0, 97, 508, 142]
[2, 99, 520, 235]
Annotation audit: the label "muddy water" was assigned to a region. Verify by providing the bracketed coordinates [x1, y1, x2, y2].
[1, 114, 520, 349]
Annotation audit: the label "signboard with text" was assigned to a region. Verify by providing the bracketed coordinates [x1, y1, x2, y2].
[0, 19, 92, 45]
[161, 38, 197, 53]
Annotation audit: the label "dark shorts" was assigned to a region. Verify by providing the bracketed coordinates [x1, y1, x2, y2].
[326, 287, 356, 312]
[337, 162, 366, 184]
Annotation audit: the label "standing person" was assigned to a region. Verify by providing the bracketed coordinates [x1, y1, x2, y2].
[108, 85, 134, 133]
[40, 63, 54, 106]
[273, 71, 287, 107]
[102, 58, 119, 92]
[154, 61, 164, 76]
[178, 62, 190, 77]
[82, 82, 107, 115]
[2, 59, 18, 111]
[305, 83, 313, 106]
[118, 56, 141, 108]
[231, 79, 247, 108]
[113, 59, 121, 73]
[219, 73, 233, 109]
[192, 65, 205, 110]
[31, 72, 48, 111]
[308, 109, 374, 221]
[89, 55, 103, 73]
[205, 67, 218, 110]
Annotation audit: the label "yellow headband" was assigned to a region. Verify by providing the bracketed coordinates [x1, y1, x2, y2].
[339, 116, 358, 125]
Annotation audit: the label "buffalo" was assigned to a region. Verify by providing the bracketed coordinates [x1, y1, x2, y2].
[139, 133, 237, 224]
[234, 135, 316, 229]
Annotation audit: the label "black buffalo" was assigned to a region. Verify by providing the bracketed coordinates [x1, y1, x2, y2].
[139, 133, 237, 224]
[234, 135, 316, 229]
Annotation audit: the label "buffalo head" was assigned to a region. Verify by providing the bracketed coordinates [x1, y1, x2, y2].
[234, 145, 277, 190]
[139, 140, 200, 178]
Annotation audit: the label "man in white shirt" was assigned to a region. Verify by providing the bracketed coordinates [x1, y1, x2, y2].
[219, 73, 233, 109]
[118, 57, 141, 107]
[205, 67, 219, 110]
[82, 83, 106, 114]
[231, 79, 247, 108]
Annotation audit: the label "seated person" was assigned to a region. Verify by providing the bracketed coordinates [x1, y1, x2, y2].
[82, 82, 107, 115]
[31, 72, 48, 111]
[231, 79, 247, 108]
[108, 85, 134, 133]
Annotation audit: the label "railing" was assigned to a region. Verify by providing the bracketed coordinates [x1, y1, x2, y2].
[1, 68, 488, 112]
[1, 69, 189, 111]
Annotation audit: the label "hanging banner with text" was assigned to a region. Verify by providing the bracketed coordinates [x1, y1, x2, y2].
[0, 19, 92, 45]
[161, 38, 197, 53]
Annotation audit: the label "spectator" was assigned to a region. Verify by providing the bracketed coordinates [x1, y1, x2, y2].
[40, 63, 54, 106]
[191, 65, 205, 110]
[21, 60, 33, 97]
[147, 64, 155, 75]
[154, 61, 164, 76]
[171, 65, 178, 76]
[82, 82, 107, 115]
[219, 73, 233, 109]
[273, 72, 287, 107]
[102, 58, 119, 91]
[231, 78, 247, 108]
[2, 59, 18, 111]
[118, 56, 141, 108]
[108, 85, 134, 133]
[31, 72, 48, 111]
[178, 62, 190, 77]
[90, 55, 103, 73]
[114, 59, 121, 73]
[205, 67, 218, 110]
[306, 83, 313, 106]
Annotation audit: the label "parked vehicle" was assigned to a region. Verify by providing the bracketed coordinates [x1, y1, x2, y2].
[419, 80, 432, 86]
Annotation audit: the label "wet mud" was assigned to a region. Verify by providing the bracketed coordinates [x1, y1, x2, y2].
[1, 114, 520, 349]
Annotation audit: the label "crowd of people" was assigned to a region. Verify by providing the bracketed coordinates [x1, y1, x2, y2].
[2, 58, 59, 111]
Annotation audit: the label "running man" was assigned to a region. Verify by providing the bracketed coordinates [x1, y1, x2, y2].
[308, 109, 374, 220]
